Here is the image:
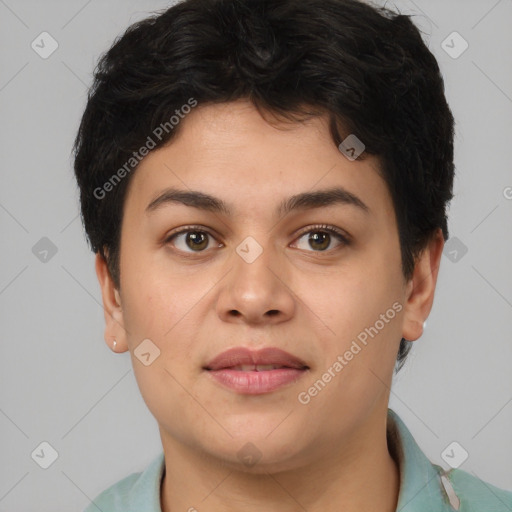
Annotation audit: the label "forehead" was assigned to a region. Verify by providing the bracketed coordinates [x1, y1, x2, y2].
[123, 100, 390, 219]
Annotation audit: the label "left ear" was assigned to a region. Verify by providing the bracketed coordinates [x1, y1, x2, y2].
[402, 228, 444, 342]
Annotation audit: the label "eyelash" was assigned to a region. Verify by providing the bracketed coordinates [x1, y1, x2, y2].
[164, 224, 351, 254]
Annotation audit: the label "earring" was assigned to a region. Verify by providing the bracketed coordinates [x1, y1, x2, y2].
[112, 339, 117, 351]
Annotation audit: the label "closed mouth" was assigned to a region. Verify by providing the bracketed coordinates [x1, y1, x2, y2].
[204, 346, 309, 372]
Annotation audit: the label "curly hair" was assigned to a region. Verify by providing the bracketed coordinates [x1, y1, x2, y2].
[73, 0, 455, 373]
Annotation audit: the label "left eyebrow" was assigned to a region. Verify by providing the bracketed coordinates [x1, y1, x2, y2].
[277, 187, 370, 217]
[145, 186, 370, 217]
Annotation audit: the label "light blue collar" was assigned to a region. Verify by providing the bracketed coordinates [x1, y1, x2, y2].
[387, 409, 454, 511]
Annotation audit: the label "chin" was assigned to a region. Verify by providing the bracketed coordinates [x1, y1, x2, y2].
[204, 428, 309, 474]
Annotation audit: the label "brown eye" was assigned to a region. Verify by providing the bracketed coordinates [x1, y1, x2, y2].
[166, 228, 217, 253]
[306, 231, 331, 251]
[184, 231, 209, 251]
[293, 225, 350, 252]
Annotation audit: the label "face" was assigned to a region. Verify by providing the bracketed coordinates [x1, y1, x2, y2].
[97, 99, 438, 473]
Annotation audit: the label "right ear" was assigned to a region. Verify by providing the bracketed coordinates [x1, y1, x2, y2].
[95, 252, 128, 353]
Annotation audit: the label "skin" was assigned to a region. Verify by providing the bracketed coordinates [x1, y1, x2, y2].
[96, 99, 444, 512]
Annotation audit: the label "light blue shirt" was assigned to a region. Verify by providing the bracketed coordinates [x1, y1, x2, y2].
[84, 409, 512, 511]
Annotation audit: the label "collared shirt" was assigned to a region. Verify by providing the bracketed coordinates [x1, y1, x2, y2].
[84, 408, 512, 511]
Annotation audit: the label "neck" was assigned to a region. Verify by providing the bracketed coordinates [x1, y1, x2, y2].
[160, 409, 400, 512]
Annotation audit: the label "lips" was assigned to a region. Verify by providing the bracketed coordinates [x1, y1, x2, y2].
[204, 347, 309, 394]
[204, 347, 308, 371]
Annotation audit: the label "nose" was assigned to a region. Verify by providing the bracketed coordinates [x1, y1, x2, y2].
[215, 236, 296, 326]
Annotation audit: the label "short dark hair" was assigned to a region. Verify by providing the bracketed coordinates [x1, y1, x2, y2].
[73, 0, 455, 373]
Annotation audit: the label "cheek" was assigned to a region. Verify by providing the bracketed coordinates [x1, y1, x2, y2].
[120, 252, 187, 340]
[121, 273, 201, 425]
[306, 250, 404, 359]
[120, 261, 213, 375]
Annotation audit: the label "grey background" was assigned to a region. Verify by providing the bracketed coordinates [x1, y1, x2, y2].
[0, 0, 511, 510]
